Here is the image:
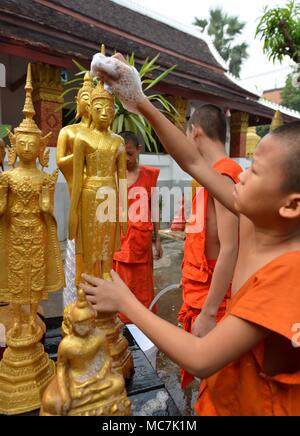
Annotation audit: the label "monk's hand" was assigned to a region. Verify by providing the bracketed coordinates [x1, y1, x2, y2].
[80, 270, 133, 313]
[191, 311, 216, 338]
[90, 53, 146, 114]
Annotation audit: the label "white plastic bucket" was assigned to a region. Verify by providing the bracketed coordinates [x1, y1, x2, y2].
[127, 324, 158, 369]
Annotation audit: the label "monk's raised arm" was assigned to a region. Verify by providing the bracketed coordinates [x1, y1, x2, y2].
[90, 53, 238, 215]
[138, 99, 237, 214]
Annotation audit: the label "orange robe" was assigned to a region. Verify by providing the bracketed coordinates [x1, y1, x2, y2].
[179, 158, 242, 388]
[195, 251, 300, 416]
[113, 166, 160, 324]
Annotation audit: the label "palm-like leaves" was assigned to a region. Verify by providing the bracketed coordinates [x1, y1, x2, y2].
[0, 125, 12, 139]
[62, 54, 177, 152]
[194, 7, 249, 77]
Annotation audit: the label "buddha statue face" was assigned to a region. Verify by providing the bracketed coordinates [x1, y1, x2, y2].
[16, 133, 40, 163]
[76, 91, 90, 120]
[73, 317, 95, 337]
[91, 97, 114, 131]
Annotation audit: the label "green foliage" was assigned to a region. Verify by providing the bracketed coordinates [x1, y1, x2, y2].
[281, 73, 300, 111]
[256, 0, 300, 63]
[0, 125, 12, 139]
[194, 7, 249, 77]
[256, 125, 270, 138]
[62, 54, 177, 152]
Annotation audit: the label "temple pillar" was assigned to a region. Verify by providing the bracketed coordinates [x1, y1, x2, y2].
[31, 63, 63, 147]
[230, 112, 249, 158]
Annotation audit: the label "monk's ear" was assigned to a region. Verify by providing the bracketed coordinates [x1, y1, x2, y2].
[279, 193, 300, 219]
[189, 124, 203, 140]
[137, 144, 142, 154]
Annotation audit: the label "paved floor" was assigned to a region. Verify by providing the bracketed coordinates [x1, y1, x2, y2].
[42, 236, 199, 416]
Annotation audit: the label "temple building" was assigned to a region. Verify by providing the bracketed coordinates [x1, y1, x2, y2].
[1, 0, 299, 237]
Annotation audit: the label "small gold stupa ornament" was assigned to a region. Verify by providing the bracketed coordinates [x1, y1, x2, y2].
[0, 64, 65, 415]
[270, 110, 283, 131]
[40, 290, 131, 416]
[246, 127, 261, 158]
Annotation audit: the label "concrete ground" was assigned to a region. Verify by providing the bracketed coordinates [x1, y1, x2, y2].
[42, 236, 199, 416]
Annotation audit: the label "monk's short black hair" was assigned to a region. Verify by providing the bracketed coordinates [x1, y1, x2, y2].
[271, 121, 300, 193]
[188, 104, 227, 144]
[120, 131, 139, 148]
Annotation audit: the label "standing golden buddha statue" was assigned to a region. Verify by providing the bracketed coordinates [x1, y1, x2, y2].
[68, 77, 133, 379]
[57, 72, 93, 307]
[40, 289, 131, 416]
[0, 64, 65, 415]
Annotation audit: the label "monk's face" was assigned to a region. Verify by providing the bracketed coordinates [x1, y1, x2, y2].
[234, 134, 288, 225]
[126, 141, 140, 171]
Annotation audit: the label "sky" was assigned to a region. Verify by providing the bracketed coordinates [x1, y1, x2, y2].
[118, 0, 295, 94]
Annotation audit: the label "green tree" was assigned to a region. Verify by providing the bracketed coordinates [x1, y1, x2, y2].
[194, 7, 249, 77]
[281, 73, 300, 111]
[256, 0, 300, 64]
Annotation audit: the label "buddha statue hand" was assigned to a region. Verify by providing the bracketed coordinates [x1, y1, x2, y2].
[90, 53, 146, 114]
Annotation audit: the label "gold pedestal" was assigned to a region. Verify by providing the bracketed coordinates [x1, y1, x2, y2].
[0, 324, 55, 415]
[96, 314, 134, 380]
[63, 392, 130, 417]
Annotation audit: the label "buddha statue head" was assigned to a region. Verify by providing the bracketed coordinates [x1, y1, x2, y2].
[7, 64, 51, 168]
[90, 81, 115, 131]
[76, 72, 94, 120]
[70, 289, 97, 337]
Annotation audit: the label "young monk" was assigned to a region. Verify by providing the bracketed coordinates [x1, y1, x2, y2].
[179, 105, 241, 388]
[82, 53, 300, 416]
[113, 131, 162, 323]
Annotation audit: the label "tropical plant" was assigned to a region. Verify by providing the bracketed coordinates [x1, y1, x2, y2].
[61, 54, 177, 152]
[256, 0, 300, 64]
[0, 124, 12, 139]
[194, 7, 249, 77]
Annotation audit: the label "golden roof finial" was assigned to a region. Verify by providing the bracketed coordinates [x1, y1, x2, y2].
[100, 44, 106, 55]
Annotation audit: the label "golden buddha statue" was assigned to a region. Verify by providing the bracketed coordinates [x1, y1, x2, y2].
[69, 79, 127, 283]
[57, 71, 93, 195]
[0, 64, 65, 415]
[67, 75, 133, 379]
[40, 289, 131, 416]
[57, 72, 94, 308]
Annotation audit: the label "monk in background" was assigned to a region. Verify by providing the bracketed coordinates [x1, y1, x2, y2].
[179, 105, 241, 388]
[113, 132, 163, 323]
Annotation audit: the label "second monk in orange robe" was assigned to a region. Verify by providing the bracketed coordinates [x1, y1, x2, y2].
[113, 132, 162, 324]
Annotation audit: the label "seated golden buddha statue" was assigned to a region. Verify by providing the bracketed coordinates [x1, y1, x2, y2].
[40, 289, 131, 416]
[68, 79, 127, 283]
[0, 64, 64, 338]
